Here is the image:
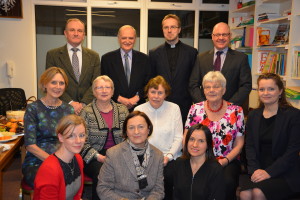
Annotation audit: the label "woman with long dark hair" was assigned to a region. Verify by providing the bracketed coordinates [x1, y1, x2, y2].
[173, 123, 225, 200]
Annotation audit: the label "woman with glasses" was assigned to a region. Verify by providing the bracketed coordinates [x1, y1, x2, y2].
[239, 73, 300, 200]
[97, 111, 164, 199]
[34, 114, 86, 200]
[80, 75, 129, 200]
[185, 71, 245, 200]
[23, 67, 74, 188]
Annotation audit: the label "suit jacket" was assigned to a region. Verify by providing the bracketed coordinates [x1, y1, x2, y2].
[245, 107, 300, 192]
[97, 141, 164, 200]
[34, 154, 84, 200]
[149, 42, 198, 121]
[101, 49, 151, 105]
[46, 44, 100, 104]
[189, 48, 252, 106]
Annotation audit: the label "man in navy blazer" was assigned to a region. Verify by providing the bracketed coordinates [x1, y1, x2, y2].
[189, 22, 252, 107]
[149, 14, 198, 124]
[101, 25, 151, 110]
[46, 18, 100, 114]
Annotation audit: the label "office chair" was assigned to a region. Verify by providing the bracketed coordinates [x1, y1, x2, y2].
[0, 88, 27, 116]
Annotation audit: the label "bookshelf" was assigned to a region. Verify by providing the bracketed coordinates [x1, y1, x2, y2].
[229, 0, 300, 108]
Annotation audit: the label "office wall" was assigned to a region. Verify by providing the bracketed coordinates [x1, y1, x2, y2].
[0, 1, 36, 98]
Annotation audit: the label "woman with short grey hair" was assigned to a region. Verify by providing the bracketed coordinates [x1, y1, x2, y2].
[80, 75, 129, 200]
[185, 71, 245, 200]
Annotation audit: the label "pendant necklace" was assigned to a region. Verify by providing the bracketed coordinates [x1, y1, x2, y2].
[67, 157, 75, 176]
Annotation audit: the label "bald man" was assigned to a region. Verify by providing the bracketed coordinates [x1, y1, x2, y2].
[101, 25, 151, 110]
[189, 22, 252, 107]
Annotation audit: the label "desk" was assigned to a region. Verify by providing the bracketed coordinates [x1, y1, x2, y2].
[0, 136, 24, 200]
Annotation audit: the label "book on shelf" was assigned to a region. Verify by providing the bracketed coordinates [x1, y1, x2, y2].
[257, 50, 287, 75]
[285, 87, 300, 100]
[257, 27, 270, 46]
[245, 26, 254, 47]
[272, 24, 289, 45]
[292, 51, 300, 77]
[257, 50, 270, 73]
[257, 13, 282, 22]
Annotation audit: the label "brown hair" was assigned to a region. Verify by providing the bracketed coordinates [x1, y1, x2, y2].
[182, 124, 215, 161]
[39, 67, 68, 93]
[162, 14, 181, 28]
[144, 75, 171, 97]
[122, 111, 153, 139]
[56, 114, 86, 137]
[257, 73, 292, 108]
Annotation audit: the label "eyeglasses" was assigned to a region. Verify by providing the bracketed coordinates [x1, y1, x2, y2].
[95, 86, 112, 90]
[212, 33, 231, 38]
[163, 26, 179, 30]
[203, 85, 222, 90]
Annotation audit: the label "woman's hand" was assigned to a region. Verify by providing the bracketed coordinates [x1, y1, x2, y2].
[97, 154, 106, 163]
[218, 157, 228, 167]
[163, 156, 169, 166]
[251, 169, 271, 183]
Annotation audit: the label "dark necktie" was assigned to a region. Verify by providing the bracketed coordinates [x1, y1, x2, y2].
[71, 47, 80, 82]
[214, 51, 223, 71]
[124, 53, 130, 85]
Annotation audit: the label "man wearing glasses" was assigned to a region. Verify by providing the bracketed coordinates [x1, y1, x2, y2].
[189, 22, 252, 109]
[149, 14, 198, 125]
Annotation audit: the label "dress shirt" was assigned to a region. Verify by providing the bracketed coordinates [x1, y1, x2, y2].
[67, 43, 83, 73]
[213, 47, 228, 70]
[134, 101, 183, 160]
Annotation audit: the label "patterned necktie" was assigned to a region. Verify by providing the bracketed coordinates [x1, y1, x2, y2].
[214, 51, 223, 71]
[124, 53, 130, 85]
[71, 47, 80, 82]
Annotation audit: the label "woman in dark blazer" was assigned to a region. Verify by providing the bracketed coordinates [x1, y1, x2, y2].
[240, 73, 300, 200]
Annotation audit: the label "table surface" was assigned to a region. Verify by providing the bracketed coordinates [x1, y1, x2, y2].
[0, 135, 24, 200]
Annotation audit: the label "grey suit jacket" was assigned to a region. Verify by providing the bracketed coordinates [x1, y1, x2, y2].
[97, 141, 164, 200]
[189, 48, 252, 106]
[46, 44, 100, 104]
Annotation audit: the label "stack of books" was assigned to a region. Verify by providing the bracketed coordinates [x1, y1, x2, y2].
[285, 87, 300, 100]
[258, 13, 281, 22]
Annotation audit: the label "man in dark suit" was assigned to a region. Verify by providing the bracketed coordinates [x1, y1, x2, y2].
[46, 18, 100, 114]
[189, 22, 252, 107]
[149, 14, 198, 124]
[101, 25, 151, 110]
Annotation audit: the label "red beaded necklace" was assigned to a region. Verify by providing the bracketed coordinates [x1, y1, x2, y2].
[207, 100, 223, 113]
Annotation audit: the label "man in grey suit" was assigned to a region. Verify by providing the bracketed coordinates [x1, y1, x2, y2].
[189, 22, 252, 108]
[46, 18, 100, 114]
[101, 25, 151, 111]
[149, 14, 198, 124]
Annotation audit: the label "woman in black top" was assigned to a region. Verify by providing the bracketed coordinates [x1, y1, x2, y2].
[173, 124, 225, 200]
[240, 73, 300, 200]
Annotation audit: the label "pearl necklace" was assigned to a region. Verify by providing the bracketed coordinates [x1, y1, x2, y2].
[207, 100, 223, 113]
[40, 98, 60, 110]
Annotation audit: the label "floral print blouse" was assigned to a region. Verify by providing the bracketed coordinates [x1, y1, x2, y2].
[185, 101, 245, 157]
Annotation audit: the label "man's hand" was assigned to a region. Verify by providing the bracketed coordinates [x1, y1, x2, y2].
[70, 101, 83, 115]
[129, 95, 140, 106]
[251, 169, 271, 183]
[118, 96, 134, 109]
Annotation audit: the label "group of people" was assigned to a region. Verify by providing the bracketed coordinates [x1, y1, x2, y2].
[20, 12, 300, 200]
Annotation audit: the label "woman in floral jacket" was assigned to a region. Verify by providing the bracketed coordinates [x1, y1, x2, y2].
[184, 71, 245, 200]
